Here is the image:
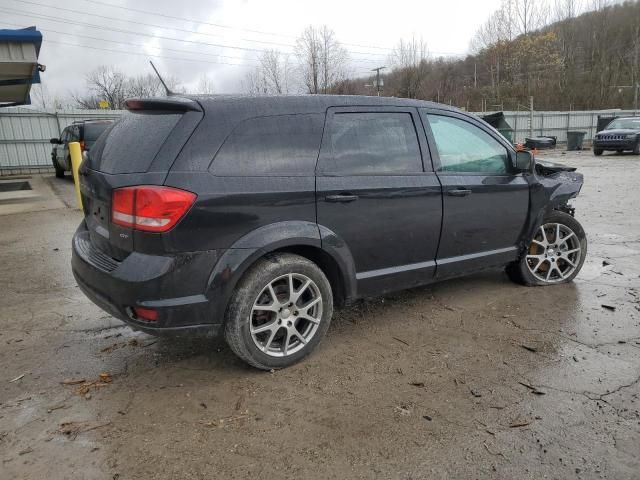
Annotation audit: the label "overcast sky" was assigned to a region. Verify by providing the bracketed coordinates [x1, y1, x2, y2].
[1, 0, 504, 98]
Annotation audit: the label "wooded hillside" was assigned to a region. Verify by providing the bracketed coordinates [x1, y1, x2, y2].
[336, 1, 640, 111]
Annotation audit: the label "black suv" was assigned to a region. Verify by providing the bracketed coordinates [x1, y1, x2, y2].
[72, 95, 587, 369]
[593, 116, 640, 155]
[50, 119, 114, 177]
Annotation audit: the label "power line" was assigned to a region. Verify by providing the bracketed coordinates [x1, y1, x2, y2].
[10, 0, 294, 49]
[1, 10, 388, 68]
[7, 0, 399, 58]
[79, 0, 298, 40]
[47, 0, 398, 53]
[0, 20, 262, 64]
[40, 39, 257, 67]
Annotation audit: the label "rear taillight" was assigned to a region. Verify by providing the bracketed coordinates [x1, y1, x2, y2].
[112, 186, 196, 233]
[80, 140, 86, 151]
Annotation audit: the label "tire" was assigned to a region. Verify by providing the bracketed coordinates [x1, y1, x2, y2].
[593, 148, 603, 156]
[224, 253, 334, 370]
[633, 141, 640, 155]
[506, 211, 587, 286]
[52, 156, 65, 178]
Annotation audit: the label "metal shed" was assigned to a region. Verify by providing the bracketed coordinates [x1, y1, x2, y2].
[0, 27, 44, 106]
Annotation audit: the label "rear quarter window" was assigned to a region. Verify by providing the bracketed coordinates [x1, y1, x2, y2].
[210, 114, 324, 176]
[89, 112, 182, 174]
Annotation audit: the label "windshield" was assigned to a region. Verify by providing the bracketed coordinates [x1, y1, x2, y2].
[605, 117, 640, 130]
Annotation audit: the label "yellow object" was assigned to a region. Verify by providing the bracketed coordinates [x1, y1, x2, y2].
[98, 100, 109, 109]
[69, 141, 83, 209]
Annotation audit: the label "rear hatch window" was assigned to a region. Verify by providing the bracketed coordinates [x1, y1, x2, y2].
[88, 112, 182, 174]
[83, 122, 112, 149]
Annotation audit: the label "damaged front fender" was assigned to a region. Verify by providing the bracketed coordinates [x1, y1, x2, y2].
[518, 159, 584, 257]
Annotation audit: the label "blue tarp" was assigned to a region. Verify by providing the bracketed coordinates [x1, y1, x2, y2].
[0, 26, 43, 106]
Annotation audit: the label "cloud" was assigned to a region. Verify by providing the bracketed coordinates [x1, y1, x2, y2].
[0, 0, 503, 99]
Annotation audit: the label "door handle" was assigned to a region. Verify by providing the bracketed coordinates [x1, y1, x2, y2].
[447, 188, 472, 197]
[325, 194, 359, 203]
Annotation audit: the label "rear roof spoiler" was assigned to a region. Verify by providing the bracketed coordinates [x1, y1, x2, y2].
[125, 97, 202, 112]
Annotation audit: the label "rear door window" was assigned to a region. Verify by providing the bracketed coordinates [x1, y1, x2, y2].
[210, 114, 324, 176]
[318, 112, 422, 174]
[89, 112, 182, 174]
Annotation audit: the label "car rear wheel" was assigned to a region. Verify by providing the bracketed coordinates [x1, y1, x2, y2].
[224, 253, 333, 370]
[593, 148, 603, 156]
[633, 141, 640, 155]
[507, 211, 587, 286]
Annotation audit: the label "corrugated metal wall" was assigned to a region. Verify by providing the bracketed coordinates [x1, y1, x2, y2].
[0, 107, 123, 173]
[1, 106, 639, 173]
[493, 110, 640, 144]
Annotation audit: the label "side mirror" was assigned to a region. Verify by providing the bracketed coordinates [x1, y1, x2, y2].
[49, 138, 61, 144]
[515, 151, 533, 172]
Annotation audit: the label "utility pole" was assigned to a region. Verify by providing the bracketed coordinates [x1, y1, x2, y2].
[529, 96, 534, 138]
[371, 66, 386, 96]
[474, 63, 477, 89]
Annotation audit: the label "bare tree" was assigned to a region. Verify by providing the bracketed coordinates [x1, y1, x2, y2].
[390, 36, 429, 98]
[260, 49, 291, 94]
[242, 67, 266, 95]
[195, 74, 215, 94]
[126, 74, 163, 97]
[554, 0, 582, 20]
[514, 0, 550, 35]
[69, 91, 101, 109]
[295, 25, 348, 94]
[83, 65, 128, 109]
[471, 1, 516, 51]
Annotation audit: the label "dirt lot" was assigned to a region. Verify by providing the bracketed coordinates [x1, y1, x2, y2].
[1, 150, 639, 480]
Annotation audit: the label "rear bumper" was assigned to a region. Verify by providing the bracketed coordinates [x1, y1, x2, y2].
[71, 222, 223, 337]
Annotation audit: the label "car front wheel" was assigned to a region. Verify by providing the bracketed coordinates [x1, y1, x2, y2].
[224, 253, 333, 370]
[507, 211, 587, 286]
[593, 148, 603, 156]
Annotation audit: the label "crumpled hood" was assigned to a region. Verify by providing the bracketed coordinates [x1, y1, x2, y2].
[535, 158, 577, 174]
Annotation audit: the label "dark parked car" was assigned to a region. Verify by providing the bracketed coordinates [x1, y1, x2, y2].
[50, 119, 114, 177]
[72, 95, 587, 369]
[593, 116, 640, 155]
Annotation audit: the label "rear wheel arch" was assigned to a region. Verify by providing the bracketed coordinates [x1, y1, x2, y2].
[270, 244, 349, 306]
[206, 223, 356, 322]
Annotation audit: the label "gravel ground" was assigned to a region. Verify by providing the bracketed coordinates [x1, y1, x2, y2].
[1, 150, 638, 479]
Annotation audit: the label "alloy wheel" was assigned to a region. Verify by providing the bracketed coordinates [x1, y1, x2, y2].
[249, 273, 323, 357]
[526, 222, 582, 283]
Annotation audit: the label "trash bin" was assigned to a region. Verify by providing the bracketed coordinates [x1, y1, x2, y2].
[567, 131, 586, 151]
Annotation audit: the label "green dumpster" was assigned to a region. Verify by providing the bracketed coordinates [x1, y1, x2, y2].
[567, 131, 586, 151]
